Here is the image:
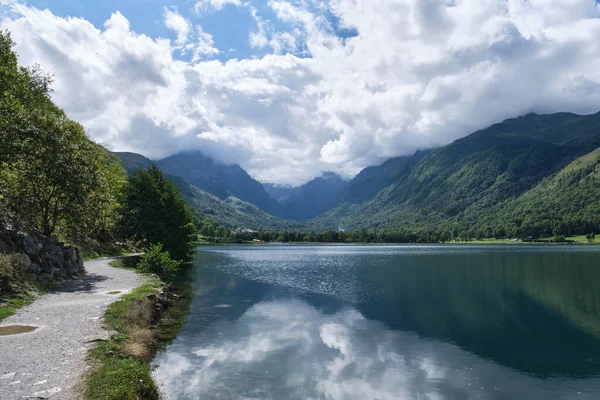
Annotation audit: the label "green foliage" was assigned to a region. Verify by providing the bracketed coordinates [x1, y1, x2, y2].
[0, 253, 54, 321]
[85, 356, 159, 400]
[117, 165, 196, 261]
[86, 278, 164, 400]
[0, 30, 126, 241]
[310, 113, 600, 240]
[137, 244, 182, 282]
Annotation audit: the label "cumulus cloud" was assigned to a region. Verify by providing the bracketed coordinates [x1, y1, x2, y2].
[153, 300, 596, 399]
[194, 0, 242, 15]
[1, 1, 600, 184]
[163, 8, 218, 59]
[164, 7, 191, 46]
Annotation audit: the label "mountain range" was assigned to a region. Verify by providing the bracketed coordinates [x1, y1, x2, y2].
[114, 110, 600, 237]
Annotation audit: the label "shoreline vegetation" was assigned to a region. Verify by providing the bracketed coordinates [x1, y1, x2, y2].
[194, 234, 600, 246]
[85, 255, 193, 400]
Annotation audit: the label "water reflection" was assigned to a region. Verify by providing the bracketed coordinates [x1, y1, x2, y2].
[153, 245, 600, 399]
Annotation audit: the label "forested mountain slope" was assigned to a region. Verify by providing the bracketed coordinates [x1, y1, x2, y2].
[311, 112, 600, 235]
[473, 147, 600, 238]
[277, 173, 348, 221]
[156, 151, 283, 216]
[111, 152, 153, 173]
[112, 152, 298, 229]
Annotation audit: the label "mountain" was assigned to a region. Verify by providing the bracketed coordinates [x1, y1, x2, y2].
[311, 111, 600, 234]
[112, 152, 299, 229]
[169, 175, 303, 230]
[112, 151, 153, 173]
[475, 147, 600, 238]
[263, 183, 295, 203]
[343, 150, 431, 204]
[156, 151, 283, 216]
[278, 172, 348, 221]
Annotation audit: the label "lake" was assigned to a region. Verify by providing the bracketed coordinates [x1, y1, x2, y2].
[153, 244, 600, 399]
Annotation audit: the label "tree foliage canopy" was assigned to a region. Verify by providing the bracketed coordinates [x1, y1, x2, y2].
[118, 165, 196, 261]
[0, 30, 126, 240]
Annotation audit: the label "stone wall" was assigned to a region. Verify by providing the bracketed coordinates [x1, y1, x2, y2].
[0, 213, 83, 281]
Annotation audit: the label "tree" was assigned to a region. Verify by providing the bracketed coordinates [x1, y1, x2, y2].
[1, 30, 125, 241]
[117, 165, 196, 261]
[1, 116, 113, 236]
[137, 243, 182, 282]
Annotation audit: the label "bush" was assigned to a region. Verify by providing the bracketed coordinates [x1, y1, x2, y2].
[0, 254, 17, 298]
[137, 243, 181, 282]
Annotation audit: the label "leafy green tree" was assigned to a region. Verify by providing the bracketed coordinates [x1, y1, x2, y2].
[137, 243, 182, 282]
[1, 117, 111, 236]
[118, 165, 196, 261]
[66, 150, 127, 241]
[1, 30, 126, 243]
[0, 30, 55, 165]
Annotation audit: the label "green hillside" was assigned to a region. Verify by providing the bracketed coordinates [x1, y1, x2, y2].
[112, 152, 153, 173]
[473, 147, 600, 238]
[173, 176, 302, 230]
[310, 112, 600, 238]
[112, 152, 299, 230]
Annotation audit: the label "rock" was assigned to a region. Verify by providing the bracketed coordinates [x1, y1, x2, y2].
[62, 246, 82, 275]
[14, 253, 31, 273]
[1, 211, 85, 283]
[40, 262, 52, 274]
[38, 273, 54, 282]
[45, 244, 64, 269]
[23, 236, 39, 261]
[30, 263, 41, 275]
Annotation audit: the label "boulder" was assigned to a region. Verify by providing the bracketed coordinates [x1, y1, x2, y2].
[23, 236, 40, 262]
[16, 253, 31, 273]
[30, 263, 41, 275]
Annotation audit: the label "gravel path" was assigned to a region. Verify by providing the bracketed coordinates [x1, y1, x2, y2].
[0, 257, 143, 400]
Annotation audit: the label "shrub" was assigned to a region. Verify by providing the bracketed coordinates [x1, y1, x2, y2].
[0, 254, 17, 298]
[137, 243, 181, 282]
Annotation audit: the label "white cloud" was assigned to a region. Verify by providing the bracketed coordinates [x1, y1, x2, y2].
[2, 1, 600, 185]
[194, 0, 242, 15]
[153, 299, 599, 399]
[163, 7, 191, 46]
[163, 8, 218, 59]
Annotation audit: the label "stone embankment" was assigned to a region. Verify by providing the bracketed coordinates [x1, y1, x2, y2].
[0, 214, 83, 280]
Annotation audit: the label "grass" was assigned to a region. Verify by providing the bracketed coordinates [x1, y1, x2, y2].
[0, 293, 35, 321]
[562, 235, 600, 244]
[78, 241, 138, 262]
[0, 254, 56, 322]
[108, 257, 142, 272]
[85, 270, 164, 400]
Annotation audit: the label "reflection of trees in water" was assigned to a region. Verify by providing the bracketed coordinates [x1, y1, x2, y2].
[354, 250, 600, 377]
[518, 255, 600, 338]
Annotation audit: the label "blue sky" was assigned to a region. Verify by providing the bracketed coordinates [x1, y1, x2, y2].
[2, 0, 600, 184]
[25, 0, 261, 60]
[23, 0, 322, 61]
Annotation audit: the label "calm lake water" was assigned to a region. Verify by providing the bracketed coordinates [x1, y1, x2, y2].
[153, 245, 600, 399]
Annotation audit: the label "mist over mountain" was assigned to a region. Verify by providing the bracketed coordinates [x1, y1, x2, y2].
[274, 173, 349, 221]
[156, 152, 283, 217]
[113, 111, 600, 239]
[311, 111, 600, 235]
[263, 183, 295, 204]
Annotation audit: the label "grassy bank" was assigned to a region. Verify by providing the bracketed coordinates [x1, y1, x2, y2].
[85, 268, 164, 400]
[85, 257, 192, 400]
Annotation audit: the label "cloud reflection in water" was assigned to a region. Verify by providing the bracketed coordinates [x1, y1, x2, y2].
[153, 300, 595, 400]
